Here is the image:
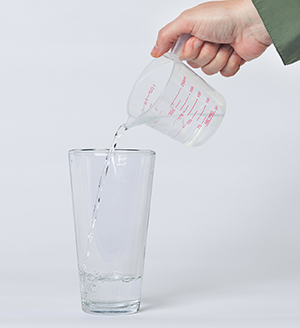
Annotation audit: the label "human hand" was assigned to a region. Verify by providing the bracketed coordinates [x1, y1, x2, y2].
[151, 0, 272, 77]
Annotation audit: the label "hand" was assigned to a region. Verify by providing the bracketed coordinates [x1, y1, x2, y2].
[151, 0, 272, 77]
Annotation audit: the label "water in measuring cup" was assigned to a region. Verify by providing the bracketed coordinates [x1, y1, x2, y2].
[128, 90, 224, 141]
[79, 268, 142, 306]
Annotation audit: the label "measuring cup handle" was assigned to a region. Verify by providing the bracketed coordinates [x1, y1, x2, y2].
[171, 33, 192, 58]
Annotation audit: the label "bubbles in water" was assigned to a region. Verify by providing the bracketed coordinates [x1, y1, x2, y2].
[79, 267, 143, 304]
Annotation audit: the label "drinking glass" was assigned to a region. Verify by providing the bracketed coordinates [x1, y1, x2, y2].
[69, 149, 155, 315]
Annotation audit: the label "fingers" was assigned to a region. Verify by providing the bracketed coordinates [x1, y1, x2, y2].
[152, 31, 246, 77]
[187, 41, 221, 69]
[220, 51, 245, 77]
[180, 37, 204, 61]
[201, 44, 233, 75]
[180, 38, 245, 77]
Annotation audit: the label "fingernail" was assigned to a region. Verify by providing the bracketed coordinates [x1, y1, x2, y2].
[151, 44, 159, 57]
[193, 39, 202, 50]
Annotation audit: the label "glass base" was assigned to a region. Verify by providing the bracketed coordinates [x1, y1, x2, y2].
[82, 300, 140, 315]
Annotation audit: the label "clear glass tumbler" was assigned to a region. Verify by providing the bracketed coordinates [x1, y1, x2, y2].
[69, 149, 156, 315]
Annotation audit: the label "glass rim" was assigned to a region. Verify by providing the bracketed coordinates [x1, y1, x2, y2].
[68, 148, 156, 156]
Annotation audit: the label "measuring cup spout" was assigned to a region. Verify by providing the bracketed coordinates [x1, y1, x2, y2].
[171, 33, 192, 58]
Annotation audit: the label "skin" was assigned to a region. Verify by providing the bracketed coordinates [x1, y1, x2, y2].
[151, 0, 272, 77]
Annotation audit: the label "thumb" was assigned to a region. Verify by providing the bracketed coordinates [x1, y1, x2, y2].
[151, 19, 191, 57]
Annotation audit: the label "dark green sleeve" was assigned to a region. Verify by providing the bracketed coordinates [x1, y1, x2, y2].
[251, 0, 300, 65]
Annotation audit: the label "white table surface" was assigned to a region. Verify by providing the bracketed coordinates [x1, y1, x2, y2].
[1, 262, 299, 328]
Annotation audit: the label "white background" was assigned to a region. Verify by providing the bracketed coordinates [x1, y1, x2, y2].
[0, 0, 299, 327]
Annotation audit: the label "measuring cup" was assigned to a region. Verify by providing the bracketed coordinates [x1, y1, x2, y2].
[127, 34, 226, 147]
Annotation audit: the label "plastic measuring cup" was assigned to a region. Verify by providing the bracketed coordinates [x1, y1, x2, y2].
[127, 34, 226, 147]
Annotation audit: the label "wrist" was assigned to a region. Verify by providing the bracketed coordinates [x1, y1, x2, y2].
[233, 0, 272, 46]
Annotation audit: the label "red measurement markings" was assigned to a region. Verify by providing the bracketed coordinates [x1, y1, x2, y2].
[196, 104, 207, 121]
[204, 105, 218, 127]
[141, 84, 156, 113]
[183, 104, 189, 114]
[171, 88, 182, 107]
[173, 115, 193, 139]
[181, 76, 186, 87]
[180, 95, 190, 111]
[168, 108, 175, 116]
[177, 113, 184, 121]
[181, 116, 194, 129]
[187, 90, 201, 116]
[188, 99, 198, 116]
[196, 97, 211, 121]
[192, 110, 198, 119]
[175, 99, 181, 108]
[173, 119, 186, 138]
[173, 129, 182, 139]
[187, 107, 193, 116]
[204, 111, 215, 126]
[170, 76, 187, 107]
